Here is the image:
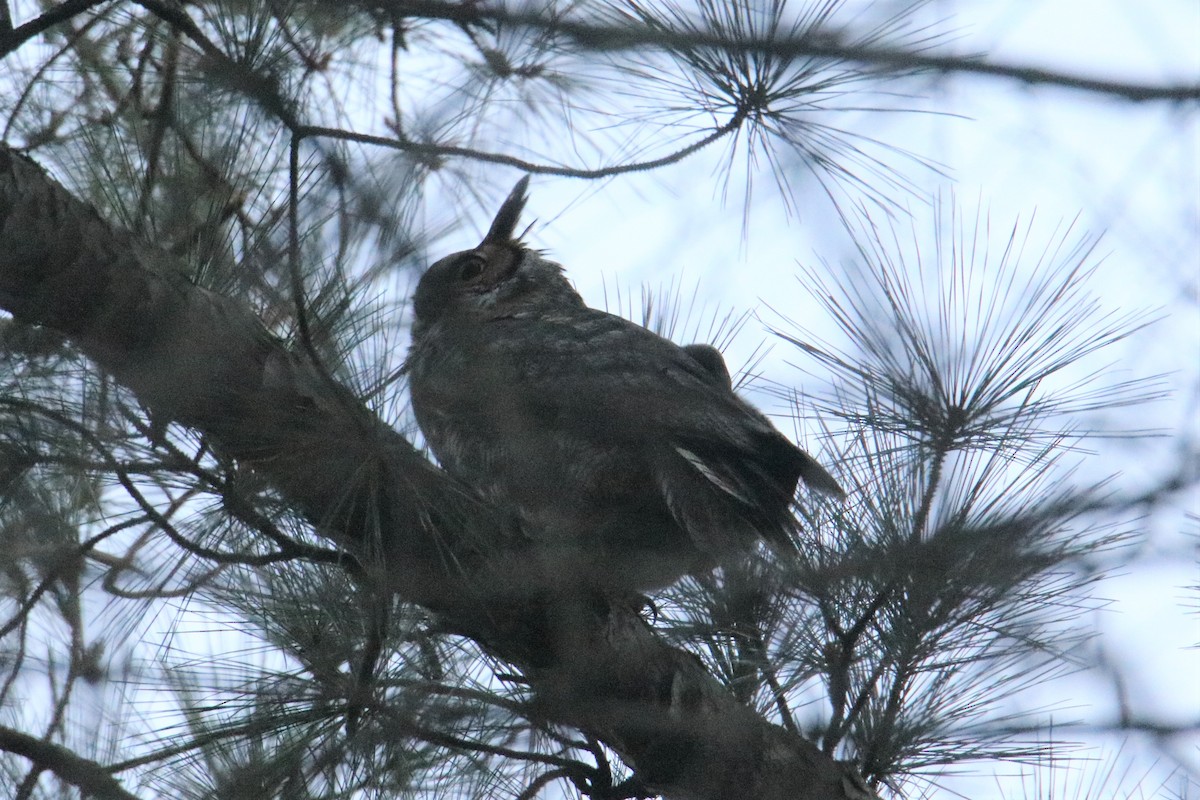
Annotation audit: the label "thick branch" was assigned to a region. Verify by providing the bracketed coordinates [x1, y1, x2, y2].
[0, 146, 866, 799]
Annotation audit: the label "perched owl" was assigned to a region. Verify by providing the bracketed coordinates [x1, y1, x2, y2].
[406, 178, 843, 591]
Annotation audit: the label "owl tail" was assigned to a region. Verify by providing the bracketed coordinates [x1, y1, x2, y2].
[795, 451, 846, 499]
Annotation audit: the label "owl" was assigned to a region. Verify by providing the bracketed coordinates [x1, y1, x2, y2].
[406, 178, 842, 591]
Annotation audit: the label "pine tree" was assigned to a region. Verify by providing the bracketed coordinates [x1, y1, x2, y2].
[1, 2, 1196, 798]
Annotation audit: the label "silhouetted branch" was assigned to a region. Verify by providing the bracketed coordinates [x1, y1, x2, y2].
[377, 1, 1199, 103]
[0, 0, 111, 58]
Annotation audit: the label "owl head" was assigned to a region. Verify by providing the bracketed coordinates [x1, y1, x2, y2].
[412, 177, 583, 335]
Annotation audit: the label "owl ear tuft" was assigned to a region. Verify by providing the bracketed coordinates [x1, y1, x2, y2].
[481, 175, 531, 246]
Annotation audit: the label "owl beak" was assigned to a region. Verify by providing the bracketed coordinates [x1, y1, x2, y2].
[481, 175, 531, 247]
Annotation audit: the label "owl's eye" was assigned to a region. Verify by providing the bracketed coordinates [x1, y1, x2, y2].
[458, 255, 487, 282]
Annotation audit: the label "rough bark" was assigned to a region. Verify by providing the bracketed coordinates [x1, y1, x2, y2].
[0, 146, 868, 800]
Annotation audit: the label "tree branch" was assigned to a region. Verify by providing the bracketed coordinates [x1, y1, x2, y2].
[0, 145, 872, 799]
[0, 725, 143, 800]
[381, 1, 1199, 103]
[0, 0, 112, 58]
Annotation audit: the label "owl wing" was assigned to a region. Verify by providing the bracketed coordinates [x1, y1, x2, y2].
[489, 309, 841, 551]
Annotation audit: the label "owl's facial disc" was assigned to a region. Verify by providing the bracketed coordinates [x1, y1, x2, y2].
[412, 244, 524, 326]
[413, 176, 535, 328]
[412, 177, 582, 330]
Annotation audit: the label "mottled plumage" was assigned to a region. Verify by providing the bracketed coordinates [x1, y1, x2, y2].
[406, 178, 842, 590]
